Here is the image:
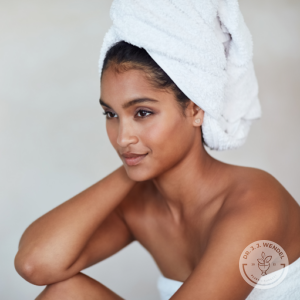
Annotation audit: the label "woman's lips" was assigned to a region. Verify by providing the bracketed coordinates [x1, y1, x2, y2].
[123, 154, 148, 166]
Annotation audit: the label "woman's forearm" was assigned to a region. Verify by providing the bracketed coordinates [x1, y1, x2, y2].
[14, 165, 135, 279]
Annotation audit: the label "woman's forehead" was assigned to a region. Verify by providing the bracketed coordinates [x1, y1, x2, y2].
[101, 68, 175, 108]
[102, 68, 151, 90]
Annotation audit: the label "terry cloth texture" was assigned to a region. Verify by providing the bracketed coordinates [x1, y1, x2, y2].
[98, 0, 262, 150]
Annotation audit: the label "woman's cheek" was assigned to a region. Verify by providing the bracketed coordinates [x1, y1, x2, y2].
[143, 120, 168, 150]
[148, 122, 178, 160]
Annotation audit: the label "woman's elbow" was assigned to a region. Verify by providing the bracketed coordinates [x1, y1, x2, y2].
[14, 252, 55, 286]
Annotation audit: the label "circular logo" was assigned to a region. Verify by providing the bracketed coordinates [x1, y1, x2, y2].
[239, 240, 289, 289]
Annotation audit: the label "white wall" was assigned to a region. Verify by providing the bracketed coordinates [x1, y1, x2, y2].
[0, 0, 299, 299]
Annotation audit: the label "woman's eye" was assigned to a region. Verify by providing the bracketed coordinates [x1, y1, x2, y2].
[102, 111, 117, 119]
[136, 110, 153, 118]
[102, 109, 153, 119]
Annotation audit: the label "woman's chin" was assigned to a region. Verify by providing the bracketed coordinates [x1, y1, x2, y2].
[124, 164, 153, 182]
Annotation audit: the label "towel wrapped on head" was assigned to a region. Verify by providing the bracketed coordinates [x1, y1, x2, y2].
[98, 0, 262, 151]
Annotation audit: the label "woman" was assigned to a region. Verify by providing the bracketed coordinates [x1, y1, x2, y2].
[14, 1, 300, 299]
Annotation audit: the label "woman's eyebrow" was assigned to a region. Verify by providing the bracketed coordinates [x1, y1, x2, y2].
[99, 99, 112, 109]
[99, 98, 159, 109]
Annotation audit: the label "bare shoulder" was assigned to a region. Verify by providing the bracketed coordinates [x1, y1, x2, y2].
[218, 165, 300, 262]
[171, 167, 300, 299]
[223, 166, 296, 212]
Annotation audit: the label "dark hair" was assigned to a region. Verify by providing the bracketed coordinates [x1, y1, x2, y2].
[101, 41, 204, 142]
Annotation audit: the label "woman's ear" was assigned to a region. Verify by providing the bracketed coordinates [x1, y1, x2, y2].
[192, 103, 204, 127]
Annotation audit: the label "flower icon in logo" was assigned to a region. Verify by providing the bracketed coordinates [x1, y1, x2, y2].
[239, 240, 289, 289]
[257, 252, 272, 276]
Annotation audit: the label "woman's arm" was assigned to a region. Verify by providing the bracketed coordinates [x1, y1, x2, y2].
[14, 165, 136, 285]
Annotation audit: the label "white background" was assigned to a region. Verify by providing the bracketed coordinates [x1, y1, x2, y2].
[1, 0, 299, 299]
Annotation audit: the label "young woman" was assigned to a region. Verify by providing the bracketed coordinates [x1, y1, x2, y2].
[14, 39, 300, 300]
[14, 1, 300, 300]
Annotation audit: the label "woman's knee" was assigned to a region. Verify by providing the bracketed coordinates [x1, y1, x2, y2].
[35, 273, 86, 300]
[35, 272, 124, 300]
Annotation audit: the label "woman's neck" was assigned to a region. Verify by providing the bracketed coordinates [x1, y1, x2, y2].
[151, 145, 228, 225]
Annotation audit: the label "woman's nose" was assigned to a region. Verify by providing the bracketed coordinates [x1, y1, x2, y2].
[116, 121, 138, 147]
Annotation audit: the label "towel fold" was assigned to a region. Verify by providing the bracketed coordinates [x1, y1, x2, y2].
[98, 0, 262, 150]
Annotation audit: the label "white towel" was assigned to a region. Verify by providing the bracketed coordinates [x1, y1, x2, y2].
[98, 0, 262, 150]
[157, 256, 300, 300]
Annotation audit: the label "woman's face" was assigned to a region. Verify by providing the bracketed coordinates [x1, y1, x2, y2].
[100, 66, 200, 181]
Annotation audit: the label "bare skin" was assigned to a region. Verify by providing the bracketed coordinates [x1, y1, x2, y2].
[15, 67, 300, 300]
[35, 273, 124, 300]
